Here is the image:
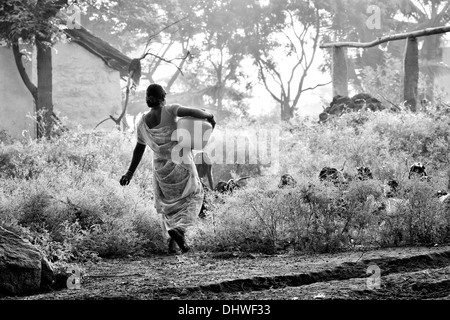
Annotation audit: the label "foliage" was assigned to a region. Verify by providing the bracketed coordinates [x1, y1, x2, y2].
[191, 108, 450, 253]
[320, 0, 450, 99]
[3, 109, 449, 261]
[232, 0, 327, 120]
[0, 0, 67, 45]
[0, 129, 164, 261]
[359, 52, 403, 105]
[0, 0, 73, 138]
[357, 51, 449, 107]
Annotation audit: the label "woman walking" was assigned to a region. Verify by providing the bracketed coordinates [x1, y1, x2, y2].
[120, 84, 215, 253]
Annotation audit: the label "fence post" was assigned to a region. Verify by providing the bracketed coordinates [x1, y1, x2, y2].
[332, 47, 348, 97]
[404, 37, 419, 112]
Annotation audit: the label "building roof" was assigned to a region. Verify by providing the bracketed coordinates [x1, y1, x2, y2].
[64, 26, 132, 78]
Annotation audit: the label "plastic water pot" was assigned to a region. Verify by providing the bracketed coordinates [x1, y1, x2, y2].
[175, 117, 213, 150]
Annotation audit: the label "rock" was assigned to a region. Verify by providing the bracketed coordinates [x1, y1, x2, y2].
[320, 93, 386, 122]
[328, 95, 355, 115]
[40, 257, 55, 291]
[318, 112, 329, 122]
[352, 93, 384, 112]
[0, 226, 55, 296]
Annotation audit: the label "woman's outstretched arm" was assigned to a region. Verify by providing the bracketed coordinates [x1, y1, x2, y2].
[120, 142, 146, 186]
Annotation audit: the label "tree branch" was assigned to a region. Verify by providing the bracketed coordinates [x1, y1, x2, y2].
[12, 39, 37, 100]
[142, 15, 189, 55]
[93, 117, 113, 131]
[110, 70, 134, 130]
[256, 59, 281, 103]
[320, 25, 450, 48]
[140, 50, 189, 76]
[301, 81, 332, 92]
[147, 42, 173, 79]
[166, 49, 190, 92]
[293, 9, 321, 108]
[259, 57, 283, 88]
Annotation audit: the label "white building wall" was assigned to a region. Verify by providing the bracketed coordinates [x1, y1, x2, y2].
[51, 42, 123, 131]
[0, 46, 35, 139]
[0, 41, 123, 140]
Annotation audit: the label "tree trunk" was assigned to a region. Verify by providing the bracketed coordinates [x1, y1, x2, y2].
[280, 98, 293, 121]
[217, 83, 224, 110]
[332, 47, 348, 97]
[404, 37, 419, 112]
[36, 39, 54, 138]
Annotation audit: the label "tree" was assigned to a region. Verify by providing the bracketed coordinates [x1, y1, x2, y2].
[236, 0, 329, 121]
[76, 0, 163, 53]
[173, 0, 252, 112]
[319, 0, 406, 90]
[91, 0, 252, 113]
[70, 0, 198, 129]
[79, 0, 196, 81]
[391, 0, 450, 102]
[320, 0, 450, 102]
[0, 0, 69, 138]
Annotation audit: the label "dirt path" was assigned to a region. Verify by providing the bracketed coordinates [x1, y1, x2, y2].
[4, 245, 450, 300]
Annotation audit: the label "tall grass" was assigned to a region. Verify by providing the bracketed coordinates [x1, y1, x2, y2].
[1, 108, 450, 261]
[1, 131, 164, 262]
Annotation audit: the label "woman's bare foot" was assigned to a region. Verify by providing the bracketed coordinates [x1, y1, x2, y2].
[168, 228, 190, 253]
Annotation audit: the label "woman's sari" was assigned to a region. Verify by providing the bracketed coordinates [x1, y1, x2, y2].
[136, 116, 204, 239]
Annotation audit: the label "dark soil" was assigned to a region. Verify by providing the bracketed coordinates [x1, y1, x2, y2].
[3, 245, 450, 300]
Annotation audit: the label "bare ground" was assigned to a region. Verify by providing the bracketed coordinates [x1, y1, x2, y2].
[4, 245, 450, 300]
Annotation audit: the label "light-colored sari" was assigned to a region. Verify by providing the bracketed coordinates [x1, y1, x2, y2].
[136, 116, 204, 239]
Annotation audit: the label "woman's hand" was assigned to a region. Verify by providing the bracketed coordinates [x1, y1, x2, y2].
[120, 171, 133, 186]
[120, 143, 146, 186]
[207, 115, 216, 129]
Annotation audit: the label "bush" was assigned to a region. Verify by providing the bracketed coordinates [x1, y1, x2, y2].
[1, 109, 450, 260]
[0, 129, 162, 261]
[189, 109, 450, 254]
